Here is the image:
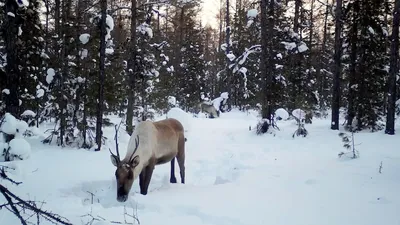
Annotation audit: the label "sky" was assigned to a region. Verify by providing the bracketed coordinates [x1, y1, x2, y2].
[200, 0, 220, 28]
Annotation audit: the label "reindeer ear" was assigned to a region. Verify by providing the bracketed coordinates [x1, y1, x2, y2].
[110, 155, 119, 167]
[129, 155, 140, 167]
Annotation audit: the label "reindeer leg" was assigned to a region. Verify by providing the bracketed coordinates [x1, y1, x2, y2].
[177, 135, 186, 184]
[141, 164, 154, 195]
[139, 168, 147, 194]
[170, 158, 177, 183]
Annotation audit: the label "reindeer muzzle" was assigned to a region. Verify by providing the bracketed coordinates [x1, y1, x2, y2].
[117, 187, 128, 202]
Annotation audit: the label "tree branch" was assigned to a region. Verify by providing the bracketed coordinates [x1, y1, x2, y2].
[0, 184, 72, 225]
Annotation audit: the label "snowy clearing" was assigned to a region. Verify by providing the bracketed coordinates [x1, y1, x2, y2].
[1, 110, 400, 225]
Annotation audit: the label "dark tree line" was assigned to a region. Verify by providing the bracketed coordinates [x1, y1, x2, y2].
[1, 0, 399, 155]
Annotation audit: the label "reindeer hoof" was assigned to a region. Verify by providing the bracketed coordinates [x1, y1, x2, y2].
[140, 191, 148, 195]
[170, 177, 177, 183]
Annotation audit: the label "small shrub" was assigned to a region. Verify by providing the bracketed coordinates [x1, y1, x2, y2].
[338, 131, 359, 159]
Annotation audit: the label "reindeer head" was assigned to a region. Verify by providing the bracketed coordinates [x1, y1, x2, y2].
[110, 136, 140, 202]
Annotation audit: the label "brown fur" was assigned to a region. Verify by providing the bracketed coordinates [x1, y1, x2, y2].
[110, 118, 186, 202]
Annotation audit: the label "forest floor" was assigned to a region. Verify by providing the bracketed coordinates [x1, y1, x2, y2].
[1, 109, 400, 225]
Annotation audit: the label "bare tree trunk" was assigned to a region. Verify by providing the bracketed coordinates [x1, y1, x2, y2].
[95, 0, 107, 151]
[126, 0, 137, 135]
[385, 0, 400, 135]
[331, 0, 343, 130]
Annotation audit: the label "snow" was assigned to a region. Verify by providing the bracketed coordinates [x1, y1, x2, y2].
[275, 108, 289, 120]
[105, 48, 114, 55]
[0, 113, 28, 136]
[382, 27, 389, 37]
[298, 43, 308, 53]
[8, 138, 31, 160]
[1, 110, 400, 225]
[0, 113, 18, 135]
[46, 68, 55, 84]
[2, 89, 10, 95]
[15, 0, 29, 7]
[368, 26, 375, 35]
[36, 88, 45, 98]
[220, 92, 229, 99]
[281, 41, 297, 51]
[91, 14, 114, 40]
[247, 9, 258, 18]
[239, 67, 247, 74]
[105, 15, 114, 40]
[68, 62, 77, 67]
[137, 23, 153, 38]
[211, 92, 229, 112]
[292, 108, 307, 120]
[168, 96, 177, 106]
[80, 49, 88, 59]
[227, 53, 236, 61]
[77, 76, 85, 83]
[166, 107, 190, 132]
[79, 33, 91, 44]
[21, 110, 37, 118]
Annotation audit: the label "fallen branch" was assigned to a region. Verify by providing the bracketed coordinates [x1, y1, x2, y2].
[0, 166, 22, 185]
[0, 166, 72, 225]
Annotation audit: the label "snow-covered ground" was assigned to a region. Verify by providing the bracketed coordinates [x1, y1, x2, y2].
[1, 109, 400, 225]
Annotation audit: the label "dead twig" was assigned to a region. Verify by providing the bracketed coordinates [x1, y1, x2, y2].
[0, 166, 22, 185]
[0, 166, 72, 225]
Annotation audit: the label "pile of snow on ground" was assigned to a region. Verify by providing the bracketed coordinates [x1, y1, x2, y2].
[0, 113, 31, 161]
[166, 107, 191, 132]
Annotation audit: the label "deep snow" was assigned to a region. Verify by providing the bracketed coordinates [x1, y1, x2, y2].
[1, 109, 400, 225]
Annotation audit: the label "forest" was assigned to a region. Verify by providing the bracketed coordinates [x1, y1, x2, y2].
[0, 0, 399, 151]
[1, 0, 400, 224]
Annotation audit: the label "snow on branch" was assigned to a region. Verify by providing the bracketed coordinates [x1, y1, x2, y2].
[246, 9, 258, 27]
[230, 45, 261, 73]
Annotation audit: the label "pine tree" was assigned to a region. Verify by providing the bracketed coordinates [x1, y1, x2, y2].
[343, 0, 389, 131]
[385, 0, 400, 135]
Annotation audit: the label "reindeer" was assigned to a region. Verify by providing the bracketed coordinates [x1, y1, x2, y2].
[109, 118, 186, 202]
[197, 102, 219, 118]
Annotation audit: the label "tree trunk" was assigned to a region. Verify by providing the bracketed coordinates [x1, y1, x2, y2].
[260, 0, 268, 119]
[294, 0, 302, 34]
[225, 0, 232, 109]
[331, 0, 343, 130]
[4, 0, 20, 120]
[346, 1, 359, 128]
[316, 0, 330, 111]
[260, 0, 274, 121]
[95, 0, 107, 150]
[385, 0, 400, 135]
[58, 0, 73, 146]
[126, 0, 137, 136]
